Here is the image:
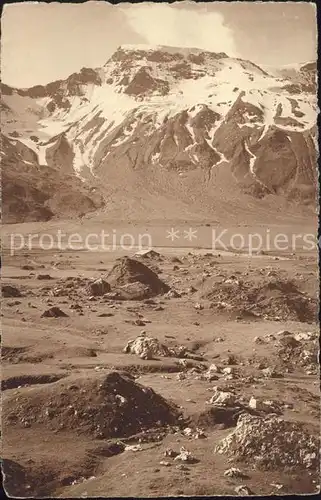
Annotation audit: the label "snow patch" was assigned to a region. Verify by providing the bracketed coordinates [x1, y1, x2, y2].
[37, 145, 47, 166]
[244, 141, 256, 174]
[185, 122, 196, 143]
[151, 152, 160, 164]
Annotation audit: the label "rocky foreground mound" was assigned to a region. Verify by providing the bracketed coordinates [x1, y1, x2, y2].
[3, 371, 181, 438]
[202, 276, 317, 322]
[215, 413, 320, 470]
[107, 257, 170, 298]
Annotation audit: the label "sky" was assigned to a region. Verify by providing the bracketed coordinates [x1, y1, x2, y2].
[1, 1, 317, 88]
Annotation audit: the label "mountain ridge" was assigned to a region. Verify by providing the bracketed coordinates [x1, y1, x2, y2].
[1, 44, 318, 223]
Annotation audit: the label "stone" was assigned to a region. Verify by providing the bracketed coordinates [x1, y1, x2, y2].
[248, 397, 281, 414]
[164, 448, 178, 458]
[134, 319, 146, 326]
[124, 335, 170, 358]
[253, 336, 265, 344]
[2, 285, 22, 298]
[124, 334, 186, 360]
[140, 347, 153, 360]
[174, 447, 195, 463]
[224, 468, 248, 479]
[261, 367, 283, 378]
[208, 363, 221, 373]
[87, 278, 111, 297]
[294, 331, 316, 342]
[124, 444, 142, 452]
[41, 307, 69, 318]
[164, 289, 181, 299]
[222, 367, 235, 375]
[275, 330, 293, 336]
[209, 391, 237, 406]
[235, 485, 253, 495]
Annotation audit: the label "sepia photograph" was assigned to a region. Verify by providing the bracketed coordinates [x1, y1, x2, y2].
[0, 1, 319, 497]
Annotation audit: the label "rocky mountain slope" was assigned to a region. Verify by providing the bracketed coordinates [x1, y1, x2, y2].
[1, 45, 318, 223]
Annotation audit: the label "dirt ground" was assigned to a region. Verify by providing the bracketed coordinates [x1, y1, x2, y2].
[1, 221, 320, 497]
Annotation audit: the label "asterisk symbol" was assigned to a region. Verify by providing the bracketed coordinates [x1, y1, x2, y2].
[166, 228, 180, 241]
[184, 228, 198, 241]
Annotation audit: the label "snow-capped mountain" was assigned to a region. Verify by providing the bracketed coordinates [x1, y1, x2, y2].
[1, 44, 318, 222]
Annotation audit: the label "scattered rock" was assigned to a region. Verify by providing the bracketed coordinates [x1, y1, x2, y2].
[174, 447, 197, 463]
[224, 468, 248, 479]
[124, 335, 170, 359]
[235, 485, 254, 495]
[70, 303, 82, 310]
[107, 257, 169, 298]
[222, 354, 238, 365]
[202, 364, 221, 381]
[7, 300, 21, 307]
[124, 444, 142, 452]
[202, 277, 317, 322]
[294, 331, 317, 342]
[2, 285, 22, 298]
[270, 483, 284, 491]
[248, 397, 282, 414]
[124, 334, 187, 360]
[222, 367, 236, 375]
[134, 319, 146, 326]
[261, 367, 283, 378]
[183, 427, 206, 439]
[87, 278, 111, 296]
[36, 274, 52, 280]
[253, 336, 266, 344]
[135, 249, 163, 261]
[164, 448, 178, 458]
[215, 413, 319, 469]
[144, 298, 157, 305]
[41, 307, 69, 318]
[209, 391, 237, 407]
[118, 282, 151, 300]
[164, 289, 181, 299]
[275, 329, 293, 337]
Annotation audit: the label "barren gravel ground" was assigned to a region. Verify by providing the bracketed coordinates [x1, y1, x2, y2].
[1, 221, 320, 497]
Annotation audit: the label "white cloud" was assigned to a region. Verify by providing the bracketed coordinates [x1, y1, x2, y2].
[120, 2, 237, 56]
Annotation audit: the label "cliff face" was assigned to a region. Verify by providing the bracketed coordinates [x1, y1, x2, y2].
[1, 135, 104, 223]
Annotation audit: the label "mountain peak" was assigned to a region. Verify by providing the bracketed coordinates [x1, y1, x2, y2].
[114, 43, 229, 59]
